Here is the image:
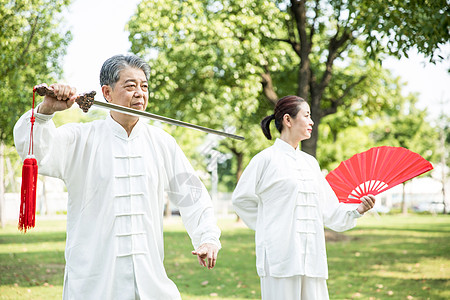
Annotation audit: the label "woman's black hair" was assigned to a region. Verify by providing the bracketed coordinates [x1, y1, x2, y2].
[260, 95, 306, 140]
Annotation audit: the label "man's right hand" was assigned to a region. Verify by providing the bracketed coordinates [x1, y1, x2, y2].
[37, 83, 77, 115]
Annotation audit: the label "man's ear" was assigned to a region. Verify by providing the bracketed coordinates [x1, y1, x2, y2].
[102, 85, 112, 102]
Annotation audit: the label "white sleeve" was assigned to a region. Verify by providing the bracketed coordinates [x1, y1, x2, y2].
[231, 156, 263, 231]
[318, 167, 362, 232]
[13, 107, 76, 180]
[164, 137, 221, 250]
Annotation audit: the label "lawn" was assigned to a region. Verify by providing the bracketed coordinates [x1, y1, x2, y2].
[0, 214, 448, 300]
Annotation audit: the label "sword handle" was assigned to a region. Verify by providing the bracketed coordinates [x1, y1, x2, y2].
[34, 84, 57, 97]
[34, 84, 97, 113]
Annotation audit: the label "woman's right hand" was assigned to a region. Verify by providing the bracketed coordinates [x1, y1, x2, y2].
[37, 83, 77, 115]
[356, 194, 376, 215]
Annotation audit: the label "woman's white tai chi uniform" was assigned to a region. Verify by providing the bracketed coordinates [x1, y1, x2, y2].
[232, 138, 362, 300]
[14, 109, 221, 300]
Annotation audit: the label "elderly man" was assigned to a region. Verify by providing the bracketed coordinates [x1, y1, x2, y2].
[14, 54, 221, 299]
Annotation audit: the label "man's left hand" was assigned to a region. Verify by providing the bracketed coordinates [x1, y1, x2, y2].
[191, 243, 219, 269]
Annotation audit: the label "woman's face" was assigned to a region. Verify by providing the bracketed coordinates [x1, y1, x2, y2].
[288, 102, 314, 141]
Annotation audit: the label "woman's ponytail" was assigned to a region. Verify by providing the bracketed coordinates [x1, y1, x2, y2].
[260, 95, 306, 140]
[260, 114, 275, 140]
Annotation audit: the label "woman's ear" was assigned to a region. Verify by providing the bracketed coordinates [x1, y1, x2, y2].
[283, 114, 292, 128]
[102, 85, 112, 102]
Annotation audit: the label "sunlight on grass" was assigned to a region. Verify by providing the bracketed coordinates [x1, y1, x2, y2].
[370, 257, 448, 279]
[0, 215, 448, 299]
[327, 215, 449, 300]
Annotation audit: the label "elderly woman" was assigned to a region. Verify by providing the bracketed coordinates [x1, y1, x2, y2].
[232, 95, 375, 300]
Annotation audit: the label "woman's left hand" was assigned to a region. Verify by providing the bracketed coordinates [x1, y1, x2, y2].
[356, 194, 376, 215]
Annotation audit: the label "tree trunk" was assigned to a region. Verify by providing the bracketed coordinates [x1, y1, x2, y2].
[5, 156, 18, 193]
[440, 124, 447, 214]
[235, 152, 244, 182]
[301, 96, 322, 157]
[301, 124, 318, 157]
[164, 197, 171, 219]
[401, 182, 408, 215]
[0, 143, 5, 228]
[234, 151, 244, 222]
[41, 176, 48, 215]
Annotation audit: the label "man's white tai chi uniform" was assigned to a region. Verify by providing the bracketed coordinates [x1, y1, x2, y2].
[14, 110, 221, 300]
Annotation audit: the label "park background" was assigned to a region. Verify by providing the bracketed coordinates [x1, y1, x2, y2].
[0, 0, 449, 299]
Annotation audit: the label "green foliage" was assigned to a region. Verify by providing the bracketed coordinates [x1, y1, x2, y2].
[1, 145, 21, 193]
[369, 96, 439, 163]
[0, 0, 72, 146]
[157, 122, 210, 176]
[318, 125, 374, 171]
[52, 107, 107, 127]
[436, 111, 450, 169]
[317, 68, 440, 171]
[128, 0, 289, 183]
[127, 0, 448, 183]
[350, 0, 450, 62]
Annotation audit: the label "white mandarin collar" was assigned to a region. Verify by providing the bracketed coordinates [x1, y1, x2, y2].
[106, 113, 144, 140]
[274, 138, 301, 157]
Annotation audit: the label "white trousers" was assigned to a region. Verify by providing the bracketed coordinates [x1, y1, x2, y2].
[260, 257, 329, 300]
[260, 275, 329, 300]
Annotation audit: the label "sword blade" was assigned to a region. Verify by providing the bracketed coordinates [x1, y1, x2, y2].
[91, 100, 245, 140]
[34, 84, 244, 141]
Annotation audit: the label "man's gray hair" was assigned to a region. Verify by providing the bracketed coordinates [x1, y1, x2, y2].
[100, 54, 151, 88]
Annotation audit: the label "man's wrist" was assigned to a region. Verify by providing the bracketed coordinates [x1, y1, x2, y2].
[37, 103, 55, 115]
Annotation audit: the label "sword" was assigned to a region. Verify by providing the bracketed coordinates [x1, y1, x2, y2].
[34, 84, 244, 141]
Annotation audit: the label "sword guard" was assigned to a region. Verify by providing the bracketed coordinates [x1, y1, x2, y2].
[75, 91, 96, 113]
[34, 84, 96, 113]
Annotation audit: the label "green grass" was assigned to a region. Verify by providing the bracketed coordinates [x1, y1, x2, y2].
[0, 220, 66, 299]
[327, 215, 449, 300]
[0, 215, 449, 299]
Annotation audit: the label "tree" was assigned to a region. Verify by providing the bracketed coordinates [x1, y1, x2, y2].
[281, 0, 448, 156]
[128, 0, 448, 182]
[319, 71, 440, 214]
[0, 0, 72, 146]
[318, 69, 440, 167]
[0, 0, 72, 227]
[437, 112, 449, 214]
[369, 98, 439, 163]
[368, 90, 440, 215]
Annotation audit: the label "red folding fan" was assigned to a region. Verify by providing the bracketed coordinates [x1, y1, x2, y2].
[325, 146, 433, 203]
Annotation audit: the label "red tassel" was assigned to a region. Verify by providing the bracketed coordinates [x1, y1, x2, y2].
[19, 86, 38, 232]
[19, 157, 38, 232]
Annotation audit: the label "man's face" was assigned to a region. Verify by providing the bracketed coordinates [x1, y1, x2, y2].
[105, 66, 148, 111]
